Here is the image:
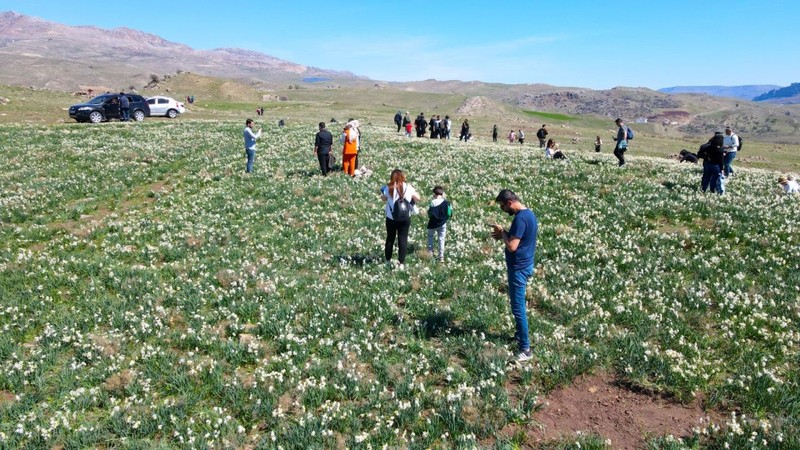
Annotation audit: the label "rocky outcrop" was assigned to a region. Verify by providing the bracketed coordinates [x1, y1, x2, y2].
[509, 88, 681, 119]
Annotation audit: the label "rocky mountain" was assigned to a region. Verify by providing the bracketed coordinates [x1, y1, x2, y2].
[753, 83, 800, 104]
[0, 11, 362, 91]
[658, 85, 780, 101]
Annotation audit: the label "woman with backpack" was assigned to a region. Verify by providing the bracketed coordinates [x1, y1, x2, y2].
[380, 169, 421, 269]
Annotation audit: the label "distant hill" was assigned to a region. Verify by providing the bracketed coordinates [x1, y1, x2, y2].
[658, 85, 780, 100]
[0, 11, 363, 91]
[753, 83, 800, 104]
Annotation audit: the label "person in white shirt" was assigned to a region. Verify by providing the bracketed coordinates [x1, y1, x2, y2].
[722, 126, 740, 177]
[380, 169, 421, 268]
[778, 175, 799, 194]
[243, 118, 262, 173]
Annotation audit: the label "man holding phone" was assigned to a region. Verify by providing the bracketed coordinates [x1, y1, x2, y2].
[491, 189, 539, 362]
[243, 118, 262, 173]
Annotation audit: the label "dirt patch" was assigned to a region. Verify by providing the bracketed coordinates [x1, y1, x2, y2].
[521, 373, 721, 449]
[90, 332, 120, 357]
[49, 206, 112, 238]
[103, 369, 134, 393]
[0, 390, 15, 405]
[456, 96, 508, 116]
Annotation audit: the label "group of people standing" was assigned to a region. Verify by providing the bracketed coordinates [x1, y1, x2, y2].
[245, 118, 363, 177]
[312, 119, 362, 176]
[697, 126, 740, 194]
[395, 112, 477, 141]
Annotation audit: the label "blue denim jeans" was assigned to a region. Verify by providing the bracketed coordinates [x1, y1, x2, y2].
[507, 263, 534, 352]
[245, 149, 255, 173]
[723, 151, 737, 176]
[701, 161, 722, 194]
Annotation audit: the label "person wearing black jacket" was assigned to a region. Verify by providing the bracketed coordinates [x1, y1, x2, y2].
[459, 119, 470, 141]
[415, 113, 427, 137]
[394, 111, 403, 132]
[698, 131, 725, 193]
[314, 122, 334, 176]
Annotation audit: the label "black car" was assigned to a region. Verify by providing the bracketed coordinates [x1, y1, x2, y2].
[69, 93, 151, 123]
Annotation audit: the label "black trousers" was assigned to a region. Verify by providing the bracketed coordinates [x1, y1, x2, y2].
[385, 218, 410, 263]
[317, 153, 329, 176]
[613, 144, 626, 166]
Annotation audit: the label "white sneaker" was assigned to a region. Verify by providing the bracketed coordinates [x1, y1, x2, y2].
[397, 264, 405, 271]
[515, 349, 532, 362]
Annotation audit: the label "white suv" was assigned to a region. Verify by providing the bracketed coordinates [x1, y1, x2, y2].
[146, 96, 185, 118]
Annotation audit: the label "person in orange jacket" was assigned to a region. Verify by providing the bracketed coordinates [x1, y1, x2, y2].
[341, 120, 359, 176]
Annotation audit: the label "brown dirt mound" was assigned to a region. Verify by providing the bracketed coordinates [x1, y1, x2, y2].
[508, 373, 722, 449]
[456, 96, 507, 116]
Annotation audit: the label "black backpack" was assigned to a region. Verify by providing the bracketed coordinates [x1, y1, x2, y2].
[736, 135, 742, 151]
[393, 196, 411, 222]
[697, 142, 711, 159]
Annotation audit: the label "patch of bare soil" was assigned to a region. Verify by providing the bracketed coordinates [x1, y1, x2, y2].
[456, 96, 507, 117]
[526, 373, 721, 449]
[0, 390, 15, 405]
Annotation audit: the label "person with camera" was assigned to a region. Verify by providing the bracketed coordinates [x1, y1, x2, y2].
[243, 118, 262, 173]
[491, 189, 539, 362]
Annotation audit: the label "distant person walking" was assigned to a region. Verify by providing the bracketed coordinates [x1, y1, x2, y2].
[394, 111, 403, 132]
[404, 120, 413, 137]
[536, 124, 548, 148]
[243, 118, 262, 173]
[314, 122, 333, 176]
[612, 118, 628, 167]
[508, 129, 516, 144]
[119, 93, 130, 122]
[341, 120, 360, 176]
[722, 126, 739, 177]
[460, 119, 470, 141]
[492, 125, 498, 142]
[518, 129, 525, 145]
[491, 189, 539, 362]
[381, 169, 421, 269]
[402, 111, 411, 130]
[595, 135, 602, 153]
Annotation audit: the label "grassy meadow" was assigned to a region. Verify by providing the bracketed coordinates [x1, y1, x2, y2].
[0, 117, 798, 449]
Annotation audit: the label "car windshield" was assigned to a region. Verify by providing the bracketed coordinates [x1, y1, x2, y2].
[87, 95, 114, 105]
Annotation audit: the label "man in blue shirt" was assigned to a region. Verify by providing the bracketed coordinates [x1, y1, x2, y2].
[491, 189, 538, 362]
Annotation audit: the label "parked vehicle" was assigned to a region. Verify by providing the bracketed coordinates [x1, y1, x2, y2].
[146, 96, 185, 119]
[68, 93, 150, 123]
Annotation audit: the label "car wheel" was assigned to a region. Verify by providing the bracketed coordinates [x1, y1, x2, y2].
[89, 111, 103, 123]
[133, 110, 145, 122]
[167, 109, 178, 119]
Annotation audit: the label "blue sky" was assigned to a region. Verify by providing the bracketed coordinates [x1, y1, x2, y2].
[2, 0, 798, 89]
